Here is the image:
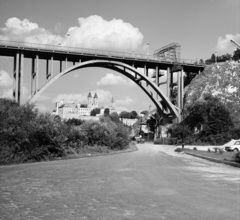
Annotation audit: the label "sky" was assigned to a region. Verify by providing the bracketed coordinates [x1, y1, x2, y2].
[0, 0, 239, 113]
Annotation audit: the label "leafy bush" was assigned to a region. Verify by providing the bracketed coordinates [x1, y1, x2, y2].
[0, 98, 130, 164]
[235, 152, 240, 163]
[167, 94, 238, 146]
[174, 148, 183, 153]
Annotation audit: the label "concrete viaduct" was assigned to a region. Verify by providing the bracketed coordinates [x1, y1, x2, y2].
[0, 40, 205, 123]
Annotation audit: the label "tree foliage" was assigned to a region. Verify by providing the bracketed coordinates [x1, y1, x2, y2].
[104, 108, 110, 116]
[0, 98, 130, 164]
[90, 108, 101, 116]
[119, 110, 138, 119]
[168, 94, 235, 145]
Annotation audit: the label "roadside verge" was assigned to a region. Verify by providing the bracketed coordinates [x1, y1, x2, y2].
[184, 151, 240, 168]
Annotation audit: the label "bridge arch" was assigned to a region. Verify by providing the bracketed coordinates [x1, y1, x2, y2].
[30, 60, 179, 119]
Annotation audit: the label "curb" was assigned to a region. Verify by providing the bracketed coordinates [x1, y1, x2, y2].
[184, 152, 240, 168]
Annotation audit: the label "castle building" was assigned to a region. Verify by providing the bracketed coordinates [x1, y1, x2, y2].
[109, 96, 115, 113]
[55, 92, 99, 119]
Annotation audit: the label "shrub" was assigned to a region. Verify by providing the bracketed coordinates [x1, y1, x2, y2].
[0, 98, 131, 164]
[193, 147, 198, 150]
[235, 152, 240, 163]
[174, 148, 183, 153]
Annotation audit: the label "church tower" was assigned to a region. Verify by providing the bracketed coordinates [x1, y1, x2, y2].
[87, 92, 92, 107]
[109, 96, 115, 112]
[93, 92, 98, 107]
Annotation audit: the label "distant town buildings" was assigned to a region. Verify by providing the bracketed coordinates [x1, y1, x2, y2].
[54, 92, 116, 119]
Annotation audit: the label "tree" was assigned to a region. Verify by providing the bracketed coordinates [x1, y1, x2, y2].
[185, 94, 234, 136]
[130, 110, 138, 119]
[199, 59, 204, 65]
[64, 118, 85, 126]
[119, 111, 131, 119]
[233, 48, 240, 61]
[211, 53, 216, 63]
[104, 108, 110, 116]
[109, 112, 120, 123]
[90, 108, 101, 116]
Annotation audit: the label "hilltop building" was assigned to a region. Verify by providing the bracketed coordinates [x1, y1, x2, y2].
[55, 92, 99, 119]
[54, 92, 118, 119]
[109, 96, 115, 113]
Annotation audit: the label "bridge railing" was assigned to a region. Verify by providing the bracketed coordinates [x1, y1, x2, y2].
[0, 40, 204, 66]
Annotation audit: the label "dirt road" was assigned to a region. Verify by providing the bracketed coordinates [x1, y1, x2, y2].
[0, 143, 239, 220]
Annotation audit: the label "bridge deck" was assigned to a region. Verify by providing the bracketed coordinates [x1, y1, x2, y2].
[0, 40, 204, 72]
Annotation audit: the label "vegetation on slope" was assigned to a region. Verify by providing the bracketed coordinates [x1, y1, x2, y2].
[168, 61, 240, 145]
[0, 98, 131, 165]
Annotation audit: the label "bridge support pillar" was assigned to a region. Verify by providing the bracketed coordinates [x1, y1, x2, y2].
[181, 70, 184, 111]
[65, 56, 68, 69]
[17, 52, 24, 104]
[155, 66, 159, 99]
[144, 65, 148, 87]
[13, 52, 19, 102]
[30, 54, 39, 96]
[51, 55, 53, 77]
[177, 71, 181, 122]
[31, 58, 35, 96]
[176, 70, 185, 122]
[60, 60, 62, 72]
[166, 67, 171, 98]
[36, 54, 39, 93]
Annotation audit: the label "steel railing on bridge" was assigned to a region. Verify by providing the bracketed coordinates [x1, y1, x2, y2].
[0, 40, 203, 66]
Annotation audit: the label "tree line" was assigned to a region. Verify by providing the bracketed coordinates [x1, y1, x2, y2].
[90, 108, 139, 119]
[0, 98, 131, 165]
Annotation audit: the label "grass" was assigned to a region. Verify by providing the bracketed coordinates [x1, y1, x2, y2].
[182, 149, 238, 163]
[63, 142, 137, 160]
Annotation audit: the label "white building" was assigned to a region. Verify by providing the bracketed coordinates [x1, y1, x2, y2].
[55, 92, 99, 119]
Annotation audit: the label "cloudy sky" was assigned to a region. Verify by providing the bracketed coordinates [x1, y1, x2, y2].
[0, 0, 239, 113]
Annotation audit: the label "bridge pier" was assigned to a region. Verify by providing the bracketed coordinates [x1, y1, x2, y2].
[31, 54, 39, 96]
[15, 51, 24, 104]
[155, 66, 159, 99]
[13, 52, 19, 102]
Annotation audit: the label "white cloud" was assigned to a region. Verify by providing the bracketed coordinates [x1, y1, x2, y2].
[0, 70, 29, 101]
[216, 33, 240, 52]
[96, 73, 133, 86]
[52, 93, 86, 103]
[114, 106, 130, 112]
[1, 88, 12, 98]
[51, 89, 113, 106]
[37, 94, 51, 101]
[0, 70, 13, 99]
[0, 16, 144, 52]
[67, 15, 143, 51]
[0, 17, 63, 45]
[115, 96, 134, 105]
[0, 70, 12, 87]
[35, 103, 48, 113]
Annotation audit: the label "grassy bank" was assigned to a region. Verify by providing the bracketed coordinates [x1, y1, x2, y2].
[175, 148, 240, 166]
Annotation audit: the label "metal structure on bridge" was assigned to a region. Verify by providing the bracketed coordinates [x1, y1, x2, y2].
[0, 40, 205, 123]
[153, 43, 181, 62]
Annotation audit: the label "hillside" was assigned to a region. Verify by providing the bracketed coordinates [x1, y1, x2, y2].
[185, 61, 240, 126]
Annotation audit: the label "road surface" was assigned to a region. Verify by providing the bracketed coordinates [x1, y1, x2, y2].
[0, 143, 239, 220]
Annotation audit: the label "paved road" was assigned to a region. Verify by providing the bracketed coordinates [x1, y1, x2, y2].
[0, 143, 239, 220]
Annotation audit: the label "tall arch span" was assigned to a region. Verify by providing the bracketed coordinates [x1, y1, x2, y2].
[30, 60, 179, 119]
